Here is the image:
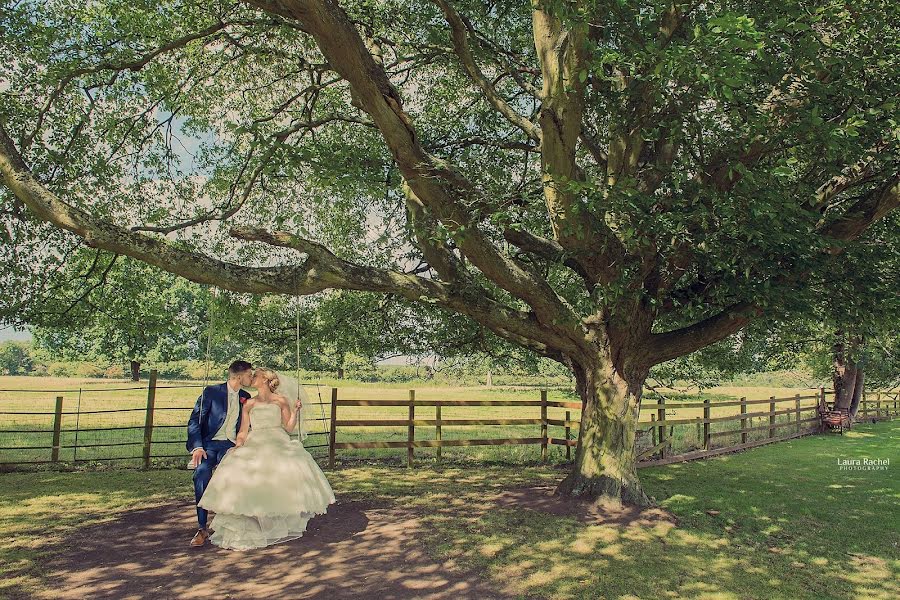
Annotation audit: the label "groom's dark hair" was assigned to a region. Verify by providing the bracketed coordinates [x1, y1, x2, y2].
[228, 360, 253, 376]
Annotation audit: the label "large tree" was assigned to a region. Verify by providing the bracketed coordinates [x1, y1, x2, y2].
[820, 214, 900, 415]
[682, 211, 900, 412]
[1, 0, 897, 505]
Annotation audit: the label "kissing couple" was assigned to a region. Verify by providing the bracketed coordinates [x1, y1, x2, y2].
[186, 360, 335, 550]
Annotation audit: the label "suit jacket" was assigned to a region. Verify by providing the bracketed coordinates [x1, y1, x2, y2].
[186, 382, 251, 452]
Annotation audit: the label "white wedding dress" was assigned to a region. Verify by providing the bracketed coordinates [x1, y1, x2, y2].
[198, 401, 335, 550]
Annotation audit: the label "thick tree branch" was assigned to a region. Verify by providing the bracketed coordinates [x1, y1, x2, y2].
[819, 175, 900, 250]
[230, 226, 576, 356]
[1, 121, 575, 358]
[648, 302, 762, 365]
[0, 122, 303, 294]
[655, 2, 692, 50]
[402, 181, 466, 283]
[653, 173, 899, 360]
[502, 227, 590, 283]
[812, 144, 890, 209]
[532, 4, 628, 289]
[242, 0, 585, 344]
[579, 131, 609, 168]
[434, 0, 542, 142]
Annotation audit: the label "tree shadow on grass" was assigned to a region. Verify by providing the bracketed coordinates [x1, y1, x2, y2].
[23, 499, 511, 600]
[429, 422, 899, 599]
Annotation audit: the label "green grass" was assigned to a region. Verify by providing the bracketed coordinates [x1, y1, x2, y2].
[1, 420, 897, 599]
[1, 376, 833, 467]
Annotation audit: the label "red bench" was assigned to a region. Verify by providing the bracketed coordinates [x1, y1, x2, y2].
[818, 403, 851, 434]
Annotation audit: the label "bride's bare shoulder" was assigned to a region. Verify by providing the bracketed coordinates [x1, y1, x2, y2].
[271, 394, 289, 406]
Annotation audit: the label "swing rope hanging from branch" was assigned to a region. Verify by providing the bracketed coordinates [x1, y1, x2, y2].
[190, 288, 328, 470]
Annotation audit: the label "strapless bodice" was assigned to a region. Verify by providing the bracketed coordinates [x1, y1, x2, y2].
[250, 402, 283, 430]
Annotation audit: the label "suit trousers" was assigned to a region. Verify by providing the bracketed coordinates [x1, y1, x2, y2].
[192, 439, 235, 528]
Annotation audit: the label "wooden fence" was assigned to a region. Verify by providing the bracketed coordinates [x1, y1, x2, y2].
[1, 377, 897, 469]
[0, 370, 330, 468]
[328, 389, 579, 467]
[328, 388, 900, 468]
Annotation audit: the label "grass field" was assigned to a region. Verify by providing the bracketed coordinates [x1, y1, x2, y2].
[0, 419, 896, 599]
[0, 376, 837, 467]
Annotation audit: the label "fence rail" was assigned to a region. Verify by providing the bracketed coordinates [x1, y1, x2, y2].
[1, 374, 897, 470]
[326, 387, 900, 468]
[0, 370, 331, 468]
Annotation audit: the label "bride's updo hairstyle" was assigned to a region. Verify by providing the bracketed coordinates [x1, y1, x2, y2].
[257, 368, 280, 393]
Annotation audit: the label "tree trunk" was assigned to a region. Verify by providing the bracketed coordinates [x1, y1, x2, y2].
[848, 367, 864, 419]
[336, 366, 344, 380]
[130, 360, 141, 382]
[555, 359, 651, 507]
[832, 332, 863, 411]
[833, 361, 858, 410]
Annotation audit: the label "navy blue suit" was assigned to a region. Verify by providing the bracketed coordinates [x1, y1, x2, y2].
[186, 382, 250, 528]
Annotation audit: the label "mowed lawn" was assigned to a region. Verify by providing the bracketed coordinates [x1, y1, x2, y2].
[0, 419, 896, 599]
[0, 376, 826, 465]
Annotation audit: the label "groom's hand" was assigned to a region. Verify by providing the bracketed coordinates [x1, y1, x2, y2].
[190, 448, 207, 468]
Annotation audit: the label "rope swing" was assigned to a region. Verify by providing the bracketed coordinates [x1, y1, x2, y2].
[294, 296, 328, 443]
[189, 288, 328, 470]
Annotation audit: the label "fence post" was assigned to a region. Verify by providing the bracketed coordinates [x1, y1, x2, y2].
[703, 397, 710, 450]
[650, 413, 656, 446]
[862, 392, 869, 420]
[540, 390, 548, 462]
[658, 396, 667, 458]
[408, 390, 415, 468]
[328, 388, 337, 469]
[142, 370, 158, 469]
[435, 401, 442, 461]
[795, 394, 801, 434]
[51, 396, 63, 463]
[876, 392, 882, 420]
[769, 396, 776, 439]
[740, 397, 748, 444]
[565, 409, 571, 461]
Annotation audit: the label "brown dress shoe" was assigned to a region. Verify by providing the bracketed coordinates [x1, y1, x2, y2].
[190, 528, 210, 548]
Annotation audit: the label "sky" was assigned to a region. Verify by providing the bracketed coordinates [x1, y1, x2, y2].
[0, 327, 31, 342]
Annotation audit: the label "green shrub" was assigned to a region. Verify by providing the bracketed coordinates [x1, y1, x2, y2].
[47, 362, 73, 377]
[30, 363, 49, 377]
[104, 365, 127, 379]
[379, 366, 418, 383]
[186, 361, 221, 380]
[154, 361, 191, 380]
[344, 353, 377, 381]
[74, 363, 104, 378]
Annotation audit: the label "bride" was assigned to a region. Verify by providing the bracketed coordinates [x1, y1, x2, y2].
[198, 368, 335, 550]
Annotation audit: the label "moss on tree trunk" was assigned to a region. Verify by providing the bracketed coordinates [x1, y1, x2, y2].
[556, 359, 651, 507]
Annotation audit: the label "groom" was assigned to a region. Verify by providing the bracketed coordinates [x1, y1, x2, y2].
[186, 360, 254, 547]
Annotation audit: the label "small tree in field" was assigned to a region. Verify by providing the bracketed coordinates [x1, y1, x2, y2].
[1, 1, 897, 505]
[12, 251, 211, 381]
[0, 341, 33, 376]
